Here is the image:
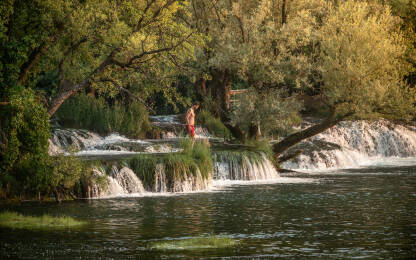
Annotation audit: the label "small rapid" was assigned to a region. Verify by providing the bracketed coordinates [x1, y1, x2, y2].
[283, 119, 416, 171]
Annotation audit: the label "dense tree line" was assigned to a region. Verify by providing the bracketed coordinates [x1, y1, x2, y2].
[0, 0, 415, 198]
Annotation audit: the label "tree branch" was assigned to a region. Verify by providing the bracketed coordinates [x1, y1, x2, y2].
[273, 108, 354, 158]
[100, 78, 155, 114]
[59, 37, 88, 81]
[18, 24, 64, 85]
[112, 32, 194, 68]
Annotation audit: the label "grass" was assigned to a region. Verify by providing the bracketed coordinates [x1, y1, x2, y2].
[0, 211, 86, 230]
[129, 139, 213, 191]
[54, 93, 151, 138]
[149, 235, 239, 251]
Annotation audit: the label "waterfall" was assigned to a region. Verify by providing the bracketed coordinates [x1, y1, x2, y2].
[214, 152, 279, 180]
[49, 129, 178, 156]
[89, 152, 278, 198]
[112, 167, 145, 194]
[90, 167, 145, 198]
[48, 139, 63, 155]
[154, 164, 168, 192]
[51, 128, 102, 150]
[283, 119, 416, 170]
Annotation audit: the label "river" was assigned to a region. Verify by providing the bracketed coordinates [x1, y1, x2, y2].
[1, 163, 415, 259]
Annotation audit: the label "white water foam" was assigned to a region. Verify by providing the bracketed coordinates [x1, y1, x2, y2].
[92, 177, 318, 199]
[74, 149, 139, 156]
[99, 134, 150, 145]
[283, 120, 416, 171]
[211, 178, 317, 187]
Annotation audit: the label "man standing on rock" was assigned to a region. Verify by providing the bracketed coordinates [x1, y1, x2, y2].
[185, 102, 200, 142]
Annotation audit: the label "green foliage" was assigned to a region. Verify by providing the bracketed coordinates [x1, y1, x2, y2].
[197, 109, 231, 139]
[191, 0, 327, 91]
[149, 235, 239, 250]
[78, 161, 110, 197]
[0, 88, 51, 196]
[318, 0, 414, 119]
[230, 88, 302, 137]
[54, 93, 151, 138]
[48, 153, 83, 199]
[0, 211, 86, 230]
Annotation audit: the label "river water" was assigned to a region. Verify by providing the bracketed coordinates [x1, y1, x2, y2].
[1, 163, 415, 259]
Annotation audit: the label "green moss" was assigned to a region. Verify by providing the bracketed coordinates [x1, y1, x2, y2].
[0, 211, 86, 230]
[149, 235, 239, 250]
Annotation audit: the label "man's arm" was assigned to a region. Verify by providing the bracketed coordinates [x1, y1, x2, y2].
[185, 109, 190, 125]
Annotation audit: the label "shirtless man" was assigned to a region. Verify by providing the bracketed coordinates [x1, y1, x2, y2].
[185, 102, 200, 141]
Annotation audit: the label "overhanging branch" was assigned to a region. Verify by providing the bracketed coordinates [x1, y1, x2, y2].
[112, 32, 194, 68]
[100, 78, 155, 114]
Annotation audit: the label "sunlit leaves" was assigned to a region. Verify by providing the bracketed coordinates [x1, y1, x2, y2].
[318, 0, 411, 117]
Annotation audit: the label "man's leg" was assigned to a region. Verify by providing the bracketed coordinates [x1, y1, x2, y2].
[191, 125, 196, 146]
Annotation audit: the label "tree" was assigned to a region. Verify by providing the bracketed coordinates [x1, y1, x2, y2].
[45, 0, 203, 116]
[272, 0, 415, 159]
[190, 0, 327, 138]
[230, 88, 302, 140]
[0, 0, 202, 198]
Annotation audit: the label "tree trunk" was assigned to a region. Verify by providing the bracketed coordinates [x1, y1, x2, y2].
[273, 110, 349, 158]
[53, 188, 61, 203]
[201, 78, 207, 96]
[281, 0, 287, 25]
[47, 80, 88, 117]
[210, 69, 231, 119]
[47, 50, 116, 117]
[209, 69, 245, 140]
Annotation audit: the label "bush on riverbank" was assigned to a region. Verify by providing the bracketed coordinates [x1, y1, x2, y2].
[0, 211, 86, 230]
[197, 110, 231, 139]
[0, 89, 51, 199]
[54, 94, 152, 138]
[129, 139, 213, 191]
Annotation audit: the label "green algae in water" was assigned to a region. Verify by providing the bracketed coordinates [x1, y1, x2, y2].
[149, 236, 239, 250]
[0, 211, 86, 230]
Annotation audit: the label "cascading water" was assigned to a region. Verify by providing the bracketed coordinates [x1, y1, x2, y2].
[154, 164, 168, 193]
[49, 118, 280, 198]
[283, 119, 416, 171]
[90, 167, 145, 198]
[51, 128, 102, 151]
[213, 152, 278, 180]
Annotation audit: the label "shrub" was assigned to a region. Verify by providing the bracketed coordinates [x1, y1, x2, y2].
[197, 109, 231, 139]
[0, 88, 51, 198]
[48, 153, 84, 201]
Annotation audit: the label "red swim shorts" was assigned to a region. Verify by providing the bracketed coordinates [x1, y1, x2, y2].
[186, 124, 195, 137]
